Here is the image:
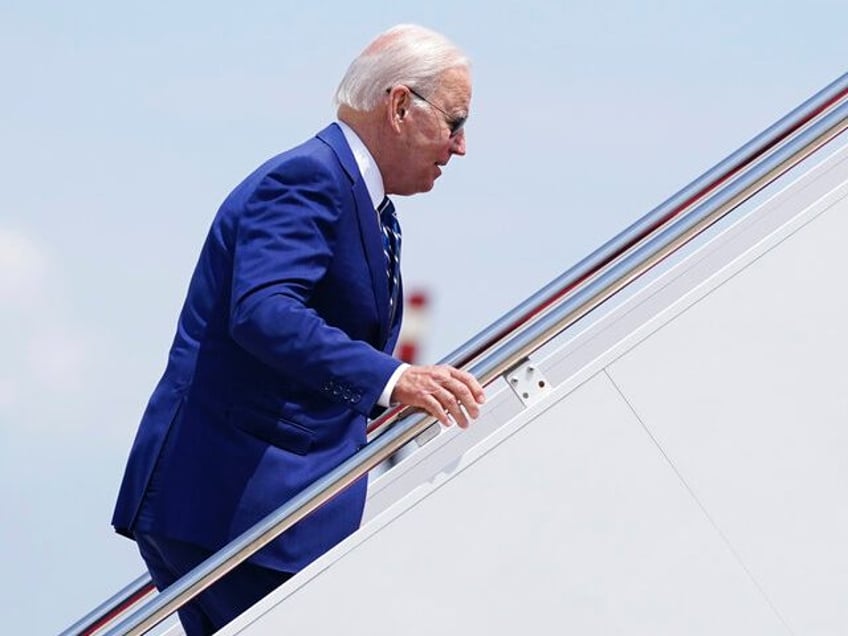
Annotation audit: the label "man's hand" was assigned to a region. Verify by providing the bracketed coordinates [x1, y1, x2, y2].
[391, 365, 485, 428]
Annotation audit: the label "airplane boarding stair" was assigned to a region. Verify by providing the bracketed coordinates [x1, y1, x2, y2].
[62, 73, 848, 635]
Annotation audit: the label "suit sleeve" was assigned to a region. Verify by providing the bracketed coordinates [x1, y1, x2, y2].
[228, 155, 400, 416]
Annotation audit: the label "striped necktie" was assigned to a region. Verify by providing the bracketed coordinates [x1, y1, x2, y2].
[378, 196, 401, 315]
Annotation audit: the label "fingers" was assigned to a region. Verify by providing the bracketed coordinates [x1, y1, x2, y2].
[447, 367, 486, 419]
[422, 390, 455, 428]
[392, 364, 486, 429]
[419, 386, 467, 428]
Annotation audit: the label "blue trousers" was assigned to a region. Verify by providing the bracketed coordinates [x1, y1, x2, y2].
[136, 533, 292, 636]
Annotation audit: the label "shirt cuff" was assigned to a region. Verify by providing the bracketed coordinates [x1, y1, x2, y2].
[377, 363, 409, 408]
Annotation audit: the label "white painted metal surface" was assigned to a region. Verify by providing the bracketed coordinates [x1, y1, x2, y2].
[217, 138, 848, 635]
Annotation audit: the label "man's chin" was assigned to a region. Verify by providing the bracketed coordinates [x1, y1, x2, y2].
[407, 181, 436, 195]
[395, 175, 437, 196]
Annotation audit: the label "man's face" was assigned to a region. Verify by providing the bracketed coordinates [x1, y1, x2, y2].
[387, 67, 471, 196]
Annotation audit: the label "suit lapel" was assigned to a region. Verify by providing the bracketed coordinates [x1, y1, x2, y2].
[317, 124, 391, 345]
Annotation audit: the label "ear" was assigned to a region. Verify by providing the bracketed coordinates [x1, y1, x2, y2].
[386, 86, 411, 133]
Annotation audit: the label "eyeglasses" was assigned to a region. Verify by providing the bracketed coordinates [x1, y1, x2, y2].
[390, 86, 467, 138]
[407, 87, 467, 138]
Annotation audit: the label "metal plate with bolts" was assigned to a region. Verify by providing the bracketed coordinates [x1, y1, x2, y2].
[505, 358, 552, 407]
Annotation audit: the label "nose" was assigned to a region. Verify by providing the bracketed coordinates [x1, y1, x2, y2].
[450, 129, 466, 156]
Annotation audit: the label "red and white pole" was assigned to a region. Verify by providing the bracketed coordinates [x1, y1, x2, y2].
[395, 289, 430, 364]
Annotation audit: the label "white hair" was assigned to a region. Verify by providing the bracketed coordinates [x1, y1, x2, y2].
[334, 24, 470, 111]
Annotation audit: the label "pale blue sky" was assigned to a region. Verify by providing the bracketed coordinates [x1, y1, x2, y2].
[1, 2, 845, 633]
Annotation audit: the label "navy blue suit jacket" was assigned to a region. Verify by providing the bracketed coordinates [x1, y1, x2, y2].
[112, 123, 403, 573]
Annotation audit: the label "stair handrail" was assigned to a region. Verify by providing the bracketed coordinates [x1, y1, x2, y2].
[62, 72, 848, 635]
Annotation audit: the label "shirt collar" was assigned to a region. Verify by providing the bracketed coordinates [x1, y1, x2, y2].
[337, 120, 385, 209]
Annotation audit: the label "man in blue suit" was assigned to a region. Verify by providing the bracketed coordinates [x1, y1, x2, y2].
[111, 24, 484, 635]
